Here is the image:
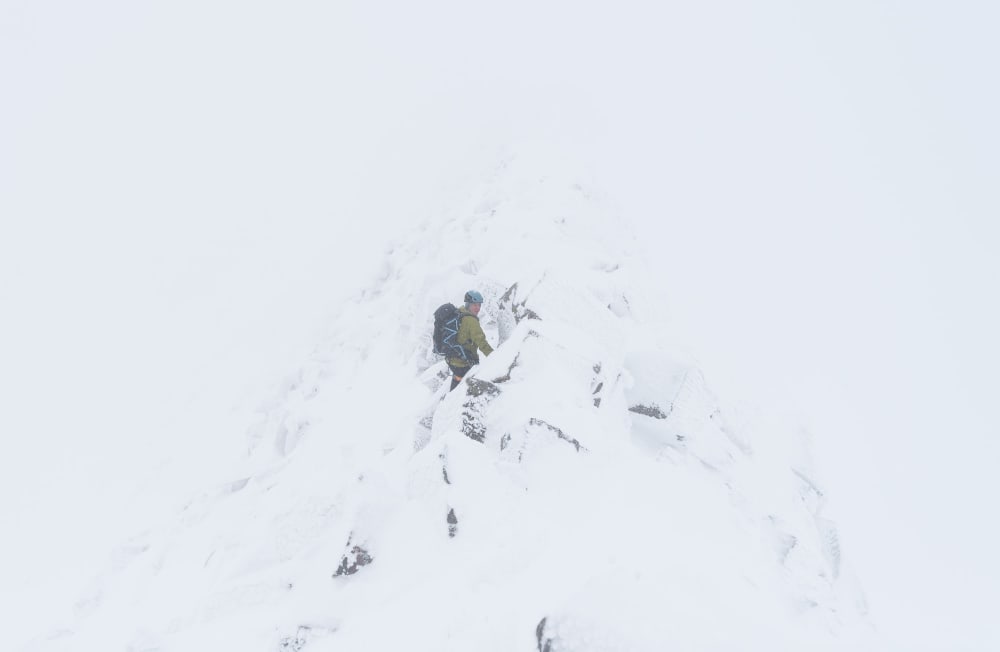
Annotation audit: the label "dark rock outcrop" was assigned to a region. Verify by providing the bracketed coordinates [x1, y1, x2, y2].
[492, 354, 520, 384]
[333, 542, 373, 577]
[461, 379, 501, 443]
[466, 378, 501, 398]
[629, 403, 670, 419]
[536, 617, 556, 652]
[529, 418, 585, 452]
[499, 282, 543, 324]
[440, 452, 451, 485]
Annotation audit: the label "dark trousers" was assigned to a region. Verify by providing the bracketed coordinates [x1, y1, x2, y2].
[448, 363, 470, 391]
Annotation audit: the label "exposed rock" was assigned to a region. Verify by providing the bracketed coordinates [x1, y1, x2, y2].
[499, 281, 543, 324]
[462, 412, 487, 443]
[499, 282, 518, 305]
[466, 378, 501, 398]
[333, 542, 373, 577]
[629, 403, 670, 419]
[592, 380, 604, 408]
[440, 453, 451, 485]
[447, 508, 458, 538]
[492, 355, 520, 384]
[536, 617, 555, 652]
[461, 379, 501, 443]
[529, 418, 585, 452]
[279, 626, 337, 651]
[279, 626, 311, 651]
[591, 363, 605, 408]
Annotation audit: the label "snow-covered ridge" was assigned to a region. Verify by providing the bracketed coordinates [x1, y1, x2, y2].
[29, 146, 871, 652]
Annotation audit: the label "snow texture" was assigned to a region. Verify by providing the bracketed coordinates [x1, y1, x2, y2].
[21, 145, 873, 651]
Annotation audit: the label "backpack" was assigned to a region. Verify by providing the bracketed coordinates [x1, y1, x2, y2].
[432, 303, 468, 362]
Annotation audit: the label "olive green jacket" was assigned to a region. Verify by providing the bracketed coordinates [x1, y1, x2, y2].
[446, 306, 494, 369]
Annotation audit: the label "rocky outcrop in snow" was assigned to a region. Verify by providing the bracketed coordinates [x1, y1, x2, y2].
[31, 145, 871, 652]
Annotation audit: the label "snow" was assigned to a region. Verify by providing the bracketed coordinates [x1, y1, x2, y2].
[3, 2, 999, 651]
[9, 148, 872, 651]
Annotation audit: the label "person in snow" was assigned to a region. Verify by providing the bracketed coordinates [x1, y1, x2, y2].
[447, 290, 494, 390]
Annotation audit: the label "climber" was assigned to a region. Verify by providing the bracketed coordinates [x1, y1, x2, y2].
[446, 290, 494, 390]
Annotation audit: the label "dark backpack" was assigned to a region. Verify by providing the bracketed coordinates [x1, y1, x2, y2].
[433, 303, 468, 362]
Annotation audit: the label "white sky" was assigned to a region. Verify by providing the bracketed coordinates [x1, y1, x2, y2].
[2, 1, 998, 649]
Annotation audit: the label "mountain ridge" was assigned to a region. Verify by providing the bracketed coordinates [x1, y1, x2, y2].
[27, 146, 872, 651]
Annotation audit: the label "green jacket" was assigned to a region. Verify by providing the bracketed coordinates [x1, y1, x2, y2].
[447, 306, 494, 369]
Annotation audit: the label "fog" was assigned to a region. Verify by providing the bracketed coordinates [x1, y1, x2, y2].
[2, 1, 997, 649]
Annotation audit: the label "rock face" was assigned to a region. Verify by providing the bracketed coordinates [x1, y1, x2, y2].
[333, 542, 374, 577]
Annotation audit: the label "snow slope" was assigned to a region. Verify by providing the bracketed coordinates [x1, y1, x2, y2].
[23, 145, 872, 651]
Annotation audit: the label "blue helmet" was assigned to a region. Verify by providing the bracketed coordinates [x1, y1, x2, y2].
[464, 290, 484, 305]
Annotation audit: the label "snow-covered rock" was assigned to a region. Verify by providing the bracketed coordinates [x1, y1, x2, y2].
[25, 144, 872, 652]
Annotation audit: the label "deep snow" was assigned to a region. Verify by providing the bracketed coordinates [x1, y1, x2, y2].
[20, 147, 873, 651]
